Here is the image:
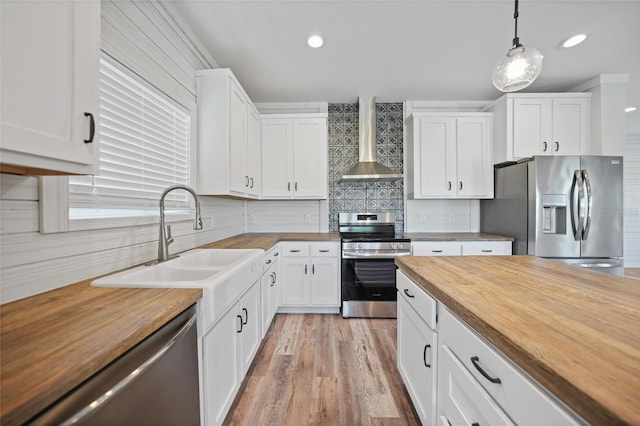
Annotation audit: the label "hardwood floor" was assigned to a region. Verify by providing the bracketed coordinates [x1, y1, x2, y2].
[223, 314, 420, 426]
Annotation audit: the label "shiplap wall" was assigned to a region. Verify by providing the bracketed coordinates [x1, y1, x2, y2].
[624, 136, 640, 267]
[0, 0, 245, 303]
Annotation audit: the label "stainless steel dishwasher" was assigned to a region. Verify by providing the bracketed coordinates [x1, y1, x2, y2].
[28, 305, 200, 425]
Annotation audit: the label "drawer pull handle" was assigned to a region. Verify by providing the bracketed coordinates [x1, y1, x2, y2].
[423, 344, 431, 368]
[481, 249, 493, 253]
[319, 249, 330, 253]
[403, 289, 415, 298]
[237, 315, 243, 333]
[84, 112, 95, 143]
[471, 356, 502, 384]
[266, 259, 272, 264]
[432, 249, 443, 253]
[290, 249, 301, 253]
[274, 252, 279, 256]
[472, 423, 480, 426]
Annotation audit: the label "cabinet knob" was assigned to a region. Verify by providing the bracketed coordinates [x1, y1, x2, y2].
[266, 259, 272, 264]
[84, 112, 95, 143]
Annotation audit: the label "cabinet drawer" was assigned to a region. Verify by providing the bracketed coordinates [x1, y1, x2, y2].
[412, 241, 461, 256]
[280, 244, 309, 257]
[461, 241, 512, 255]
[397, 271, 437, 329]
[265, 246, 281, 267]
[439, 307, 580, 425]
[310, 243, 338, 257]
[438, 344, 513, 426]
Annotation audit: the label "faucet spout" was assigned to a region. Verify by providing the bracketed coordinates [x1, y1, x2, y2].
[158, 185, 203, 262]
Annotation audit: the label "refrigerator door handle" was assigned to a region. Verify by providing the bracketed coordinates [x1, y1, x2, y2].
[582, 170, 592, 240]
[570, 169, 584, 241]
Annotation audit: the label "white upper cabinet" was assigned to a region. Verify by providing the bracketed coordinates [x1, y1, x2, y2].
[488, 93, 590, 164]
[196, 69, 261, 198]
[406, 113, 493, 199]
[1, 0, 100, 175]
[261, 115, 327, 199]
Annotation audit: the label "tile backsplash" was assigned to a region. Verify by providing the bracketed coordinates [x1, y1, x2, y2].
[328, 103, 404, 231]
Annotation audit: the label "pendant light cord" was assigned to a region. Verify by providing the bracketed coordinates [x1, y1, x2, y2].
[512, 0, 522, 48]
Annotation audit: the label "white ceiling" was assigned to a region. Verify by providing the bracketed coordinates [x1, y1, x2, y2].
[167, 0, 640, 133]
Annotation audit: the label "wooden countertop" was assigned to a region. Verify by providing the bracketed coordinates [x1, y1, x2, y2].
[0, 280, 201, 426]
[403, 232, 513, 241]
[395, 255, 640, 425]
[200, 232, 340, 250]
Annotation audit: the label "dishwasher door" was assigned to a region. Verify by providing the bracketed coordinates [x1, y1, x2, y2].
[28, 305, 200, 426]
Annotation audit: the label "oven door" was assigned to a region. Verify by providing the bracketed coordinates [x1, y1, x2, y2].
[341, 256, 398, 302]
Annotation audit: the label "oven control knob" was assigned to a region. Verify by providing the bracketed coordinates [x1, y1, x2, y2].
[358, 243, 363, 249]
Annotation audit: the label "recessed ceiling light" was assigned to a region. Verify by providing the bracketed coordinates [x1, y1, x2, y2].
[561, 34, 588, 48]
[626, 106, 638, 113]
[307, 35, 324, 48]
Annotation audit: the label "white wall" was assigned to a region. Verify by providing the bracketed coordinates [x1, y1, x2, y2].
[0, 0, 243, 303]
[405, 200, 480, 232]
[624, 136, 640, 267]
[245, 200, 329, 233]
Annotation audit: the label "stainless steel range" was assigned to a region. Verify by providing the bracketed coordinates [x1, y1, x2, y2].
[339, 213, 411, 318]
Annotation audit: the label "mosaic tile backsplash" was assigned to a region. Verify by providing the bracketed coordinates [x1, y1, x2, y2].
[328, 103, 404, 232]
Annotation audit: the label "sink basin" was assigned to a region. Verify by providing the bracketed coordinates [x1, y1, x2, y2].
[92, 248, 266, 331]
[172, 249, 261, 269]
[92, 249, 264, 289]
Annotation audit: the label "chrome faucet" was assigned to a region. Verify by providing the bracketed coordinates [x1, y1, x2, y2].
[158, 185, 203, 262]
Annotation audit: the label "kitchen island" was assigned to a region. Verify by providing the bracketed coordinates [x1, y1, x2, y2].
[396, 255, 640, 425]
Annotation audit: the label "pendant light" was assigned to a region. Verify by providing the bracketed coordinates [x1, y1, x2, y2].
[492, 0, 543, 92]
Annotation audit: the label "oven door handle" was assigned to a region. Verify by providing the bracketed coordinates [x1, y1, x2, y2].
[342, 251, 412, 259]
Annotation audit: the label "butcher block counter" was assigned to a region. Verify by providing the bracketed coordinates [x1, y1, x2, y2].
[200, 232, 340, 250]
[0, 280, 201, 426]
[395, 255, 640, 425]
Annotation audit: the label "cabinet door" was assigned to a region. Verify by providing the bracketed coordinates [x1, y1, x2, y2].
[281, 257, 309, 305]
[309, 256, 339, 306]
[513, 98, 552, 157]
[416, 117, 457, 198]
[229, 81, 248, 194]
[292, 118, 327, 198]
[438, 344, 514, 426]
[246, 105, 262, 196]
[261, 271, 272, 338]
[552, 98, 588, 155]
[202, 307, 240, 426]
[398, 296, 437, 425]
[1, 1, 100, 174]
[238, 281, 261, 378]
[262, 119, 293, 197]
[456, 117, 493, 198]
[269, 263, 281, 326]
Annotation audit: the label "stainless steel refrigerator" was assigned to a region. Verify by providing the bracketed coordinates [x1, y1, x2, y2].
[481, 156, 624, 275]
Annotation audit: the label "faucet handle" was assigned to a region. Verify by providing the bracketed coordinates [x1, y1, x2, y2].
[166, 225, 174, 245]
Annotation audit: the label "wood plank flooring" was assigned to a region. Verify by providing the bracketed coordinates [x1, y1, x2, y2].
[223, 314, 420, 426]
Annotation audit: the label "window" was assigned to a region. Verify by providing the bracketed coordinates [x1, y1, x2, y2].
[69, 57, 191, 219]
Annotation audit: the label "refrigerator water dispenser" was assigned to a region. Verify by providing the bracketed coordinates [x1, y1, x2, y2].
[542, 194, 567, 234]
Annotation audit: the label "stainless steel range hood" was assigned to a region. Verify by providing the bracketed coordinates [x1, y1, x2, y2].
[340, 97, 403, 181]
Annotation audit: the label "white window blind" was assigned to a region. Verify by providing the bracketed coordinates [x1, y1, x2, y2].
[69, 57, 191, 215]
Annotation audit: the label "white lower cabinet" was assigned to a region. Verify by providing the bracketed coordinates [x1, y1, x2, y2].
[438, 344, 513, 426]
[280, 242, 340, 309]
[202, 280, 261, 426]
[412, 240, 512, 257]
[397, 280, 437, 425]
[261, 246, 281, 337]
[397, 271, 581, 426]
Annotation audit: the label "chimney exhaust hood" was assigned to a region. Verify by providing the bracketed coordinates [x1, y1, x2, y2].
[340, 97, 403, 181]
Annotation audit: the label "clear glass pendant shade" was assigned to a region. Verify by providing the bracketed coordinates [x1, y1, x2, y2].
[492, 45, 544, 92]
